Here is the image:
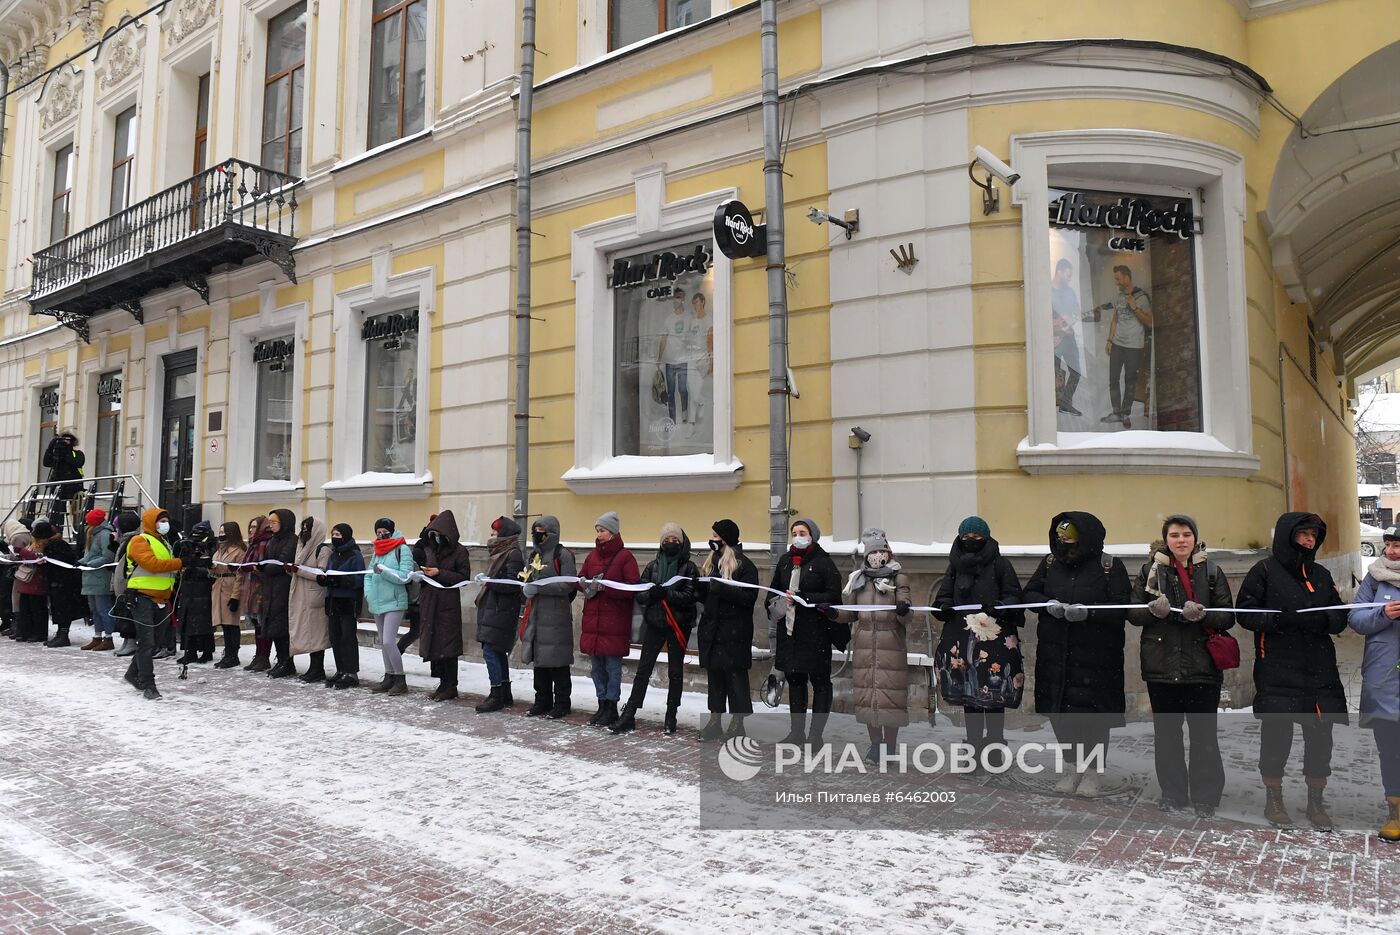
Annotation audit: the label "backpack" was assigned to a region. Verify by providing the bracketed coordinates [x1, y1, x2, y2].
[395, 544, 422, 604]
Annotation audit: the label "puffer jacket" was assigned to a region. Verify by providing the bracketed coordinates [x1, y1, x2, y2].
[1129, 542, 1235, 686]
[836, 569, 912, 727]
[1237, 512, 1347, 722]
[475, 518, 524, 654]
[579, 535, 641, 657]
[933, 536, 1025, 709]
[696, 547, 759, 672]
[78, 522, 115, 596]
[766, 545, 843, 676]
[364, 540, 414, 615]
[258, 509, 298, 636]
[1348, 565, 1400, 724]
[41, 537, 85, 625]
[288, 519, 331, 655]
[520, 516, 577, 668]
[416, 510, 472, 662]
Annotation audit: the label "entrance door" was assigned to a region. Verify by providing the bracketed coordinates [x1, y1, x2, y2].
[159, 351, 198, 524]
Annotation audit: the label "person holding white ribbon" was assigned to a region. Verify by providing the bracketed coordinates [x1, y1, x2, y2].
[696, 519, 758, 742]
[365, 517, 415, 697]
[766, 518, 843, 749]
[1348, 523, 1400, 843]
[520, 516, 578, 719]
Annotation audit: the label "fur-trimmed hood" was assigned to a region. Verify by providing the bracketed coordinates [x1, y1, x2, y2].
[1142, 539, 1209, 598]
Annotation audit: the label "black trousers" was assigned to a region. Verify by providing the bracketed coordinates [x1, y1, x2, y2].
[18, 593, 48, 641]
[1147, 682, 1224, 806]
[626, 624, 687, 713]
[327, 605, 360, 674]
[1259, 716, 1334, 780]
[220, 625, 241, 657]
[1051, 715, 1112, 768]
[533, 666, 572, 705]
[272, 633, 290, 662]
[430, 658, 459, 687]
[122, 595, 165, 690]
[965, 706, 1006, 745]
[785, 671, 833, 714]
[1108, 343, 1144, 416]
[706, 669, 752, 714]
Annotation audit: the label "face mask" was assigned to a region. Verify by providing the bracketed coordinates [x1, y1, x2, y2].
[791, 536, 811, 550]
[961, 537, 986, 553]
[216, 534, 227, 542]
[867, 551, 890, 568]
[709, 539, 722, 553]
[661, 541, 681, 556]
[376, 530, 391, 540]
[332, 536, 343, 545]
[156, 520, 171, 536]
[532, 530, 546, 546]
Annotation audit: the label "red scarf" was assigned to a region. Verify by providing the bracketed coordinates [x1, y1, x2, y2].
[373, 535, 407, 557]
[1172, 558, 1196, 604]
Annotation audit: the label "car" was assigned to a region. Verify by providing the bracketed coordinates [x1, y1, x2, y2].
[1360, 521, 1386, 557]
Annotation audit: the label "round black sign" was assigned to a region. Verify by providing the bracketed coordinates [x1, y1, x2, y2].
[713, 200, 766, 259]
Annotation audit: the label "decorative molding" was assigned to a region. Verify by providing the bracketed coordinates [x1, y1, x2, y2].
[38, 66, 83, 131]
[96, 19, 146, 92]
[162, 0, 217, 44]
[78, 1, 105, 43]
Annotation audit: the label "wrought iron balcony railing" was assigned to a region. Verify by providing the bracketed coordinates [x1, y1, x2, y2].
[29, 158, 302, 341]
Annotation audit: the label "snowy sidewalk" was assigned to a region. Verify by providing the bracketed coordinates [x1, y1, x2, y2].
[0, 635, 1396, 935]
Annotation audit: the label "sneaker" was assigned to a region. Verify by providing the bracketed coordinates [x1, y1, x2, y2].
[1075, 769, 1102, 798]
[1054, 769, 1083, 795]
[114, 638, 138, 657]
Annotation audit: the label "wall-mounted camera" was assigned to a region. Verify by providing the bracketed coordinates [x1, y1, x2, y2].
[968, 146, 1020, 216]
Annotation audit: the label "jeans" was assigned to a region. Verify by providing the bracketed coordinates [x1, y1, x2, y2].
[590, 654, 622, 701]
[1259, 715, 1334, 780]
[482, 644, 510, 687]
[1108, 343, 1144, 417]
[1374, 719, 1400, 797]
[706, 669, 752, 714]
[376, 611, 405, 675]
[87, 593, 115, 636]
[122, 594, 166, 690]
[663, 363, 689, 423]
[1147, 682, 1224, 806]
[624, 624, 686, 713]
[327, 600, 360, 674]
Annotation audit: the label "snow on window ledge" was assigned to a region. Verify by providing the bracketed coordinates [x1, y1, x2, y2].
[322, 472, 434, 501]
[218, 479, 305, 505]
[563, 454, 743, 495]
[1017, 432, 1260, 477]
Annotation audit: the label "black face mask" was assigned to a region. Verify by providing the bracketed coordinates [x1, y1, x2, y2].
[709, 540, 723, 553]
[661, 541, 681, 556]
[961, 537, 987, 553]
[532, 531, 547, 546]
[332, 536, 343, 545]
[216, 534, 227, 542]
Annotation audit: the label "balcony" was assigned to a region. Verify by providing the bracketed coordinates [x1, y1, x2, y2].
[28, 159, 302, 342]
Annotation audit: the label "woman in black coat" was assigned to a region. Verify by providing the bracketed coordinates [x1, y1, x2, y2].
[32, 521, 83, 647]
[697, 519, 759, 741]
[614, 523, 701, 736]
[259, 508, 298, 677]
[474, 516, 525, 713]
[417, 510, 472, 702]
[1236, 511, 1348, 830]
[933, 516, 1024, 765]
[175, 522, 217, 665]
[1022, 510, 1131, 798]
[765, 517, 843, 748]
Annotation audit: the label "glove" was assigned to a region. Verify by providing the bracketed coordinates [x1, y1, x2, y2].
[1046, 600, 1066, 619]
[522, 582, 540, 598]
[647, 586, 667, 605]
[1148, 594, 1171, 619]
[980, 603, 998, 615]
[1181, 601, 1206, 623]
[1064, 604, 1089, 622]
[581, 578, 602, 599]
[227, 598, 239, 614]
[895, 600, 911, 617]
[473, 572, 487, 584]
[815, 603, 839, 621]
[316, 574, 329, 587]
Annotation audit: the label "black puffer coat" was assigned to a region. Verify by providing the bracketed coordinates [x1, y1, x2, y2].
[766, 545, 843, 676]
[933, 537, 1025, 708]
[175, 538, 216, 638]
[1236, 512, 1348, 722]
[258, 509, 297, 639]
[1022, 511, 1131, 721]
[41, 537, 85, 626]
[637, 536, 701, 636]
[697, 547, 759, 672]
[1129, 542, 1235, 686]
[417, 510, 472, 664]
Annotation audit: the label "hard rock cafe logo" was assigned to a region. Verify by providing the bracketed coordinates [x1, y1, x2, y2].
[609, 244, 713, 290]
[1049, 191, 1198, 241]
[360, 312, 419, 348]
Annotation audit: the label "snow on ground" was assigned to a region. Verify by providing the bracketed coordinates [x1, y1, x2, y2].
[0, 630, 1396, 934]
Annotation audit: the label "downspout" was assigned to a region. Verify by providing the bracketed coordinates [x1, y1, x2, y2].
[512, 0, 537, 548]
[0, 61, 9, 205]
[760, 0, 791, 564]
[1278, 346, 1290, 514]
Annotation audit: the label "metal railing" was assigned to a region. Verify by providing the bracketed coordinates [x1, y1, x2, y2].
[2, 475, 156, 542]
[30, 159, 301, 300]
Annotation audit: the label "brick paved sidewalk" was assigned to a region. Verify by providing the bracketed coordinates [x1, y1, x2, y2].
[0, 639, 1395, 934]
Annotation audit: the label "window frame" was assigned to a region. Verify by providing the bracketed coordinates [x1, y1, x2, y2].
[607, 0, 711, 51]
[109, 105, 137, 217]
[49, 143, 75, 243]
[260, 2, 307, 176]
[368, 0, 427, 150]
[36, 385, 60, 484]
[94, 369, 124, 486]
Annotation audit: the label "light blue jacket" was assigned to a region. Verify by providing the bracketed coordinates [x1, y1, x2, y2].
[78, 523, 115, 596]
[1347, 572, 1400, 723]
[364, 542, 415, 615]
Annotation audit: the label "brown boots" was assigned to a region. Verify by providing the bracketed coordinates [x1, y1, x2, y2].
[1262, 778, 1291, 827]
[1380, 796, 1400, 843]
[1304, 777, 1334, 832]
[80, 636, 113, 651]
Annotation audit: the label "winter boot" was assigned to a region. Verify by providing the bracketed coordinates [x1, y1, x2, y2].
[152, 647, 173, 660]
[1075, 768, 1102, 799]
[546, 698, 572, 719]
[45, 627, 70, 648]
[197, 646, 214, 664]
[1263, 778, 1293, 827]
[267, 659, 297, 679]
[1305, 777, 1335, 832]
[298, 663, 326, 684]
[476, 686, 505, 713]
[143, 686, 162, 701]
[334, 674, 360, 690]
[176, 647, 199, 665]
[95, 637, 115, 651]
[664, 706, 679, 735]
[123, 668, 141, 691]
[324, 672, 340, 687]
[1380, 796, 1400, 843]
[780, 713, 807, 746]
[598, 700, 620, 729]
[80, 636, 101, 650]
[245, 654, 271, 673]
[386, 674, 409, 696]
[368, 673, 395, 694]
[724, 714, 747, 739]
[430, 681, 459, 702]
[807, 713, 829, 750]
[114, 637, 138, 657]
[609, 704, 638, 735]
[1054, 767, 1083, 795]
[697, 714, 724, 742]
[499, 681, 514, 707]
[524, 690, 552, 717]
[587, 701, 607, 727]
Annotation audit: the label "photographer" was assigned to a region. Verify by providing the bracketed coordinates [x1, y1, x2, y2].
[42, 431, 85, 530]
[175, 522, 217, 665]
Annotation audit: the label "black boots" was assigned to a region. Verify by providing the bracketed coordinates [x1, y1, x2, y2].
[267, 659, 297, 679]
[664, 706, 679, 734]
[546, 697, 571, 719]
[430, 681, 459, 702]
[724, 714, 747, 739]
[698, 714, 724, 742]
[245, 655, 271, 673]
[595, 700, 620, 729]
[609, 704, 638, 735]
[177, 647, 200, 665]
[44, 627, 70, 648]
[143, 686, 162, 701]
[333, 673, 359, 689]
[476, 684, 513, 713]
[298, 663, 327, 684]
[780, 713, 807, 746]
[197, 636, 215, 664]
[214, 652, 241, 669]
[587, 701, 610, 727]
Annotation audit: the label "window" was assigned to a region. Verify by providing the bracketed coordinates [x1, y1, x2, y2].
[95, 372, 123, 486]
[610, 238, 716, 457]
[261, 3, 307, 176]
[193, 73, 211, 176]
[1361, 452, 1398, 488]
[368, 0, 427, 149]
[1046, 187, 1202, 433]
[362, 311, 419, 473]
[252, 337, 295, 481]
[610, 0, 711, 50]
[50, 144, 74, 243]
[37, 386, 59, 482]
[109, 106, 137, 216]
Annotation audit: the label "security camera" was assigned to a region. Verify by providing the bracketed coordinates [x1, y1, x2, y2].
[849, 426, 872, 444]
[972, 146, 1020, 186]
[807, 206, 860, 239]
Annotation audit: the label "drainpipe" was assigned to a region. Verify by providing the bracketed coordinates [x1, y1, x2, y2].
[512, 0, 537, 548]
[760, 0, 791, 564]
[1278, 345, 1290, 514]
[0, 62, 9, 198]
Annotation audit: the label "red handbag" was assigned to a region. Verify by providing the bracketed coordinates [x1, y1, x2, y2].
[1203, 627, 1240, 670]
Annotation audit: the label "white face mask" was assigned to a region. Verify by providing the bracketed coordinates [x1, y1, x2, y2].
[791, 536, 811, 550]
[867, 550, 890, 568]
[156, 520, 171, 536]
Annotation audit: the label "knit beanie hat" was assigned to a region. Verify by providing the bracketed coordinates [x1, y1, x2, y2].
[595, 511, 621, 536]
[375, 517, 395, 534]
[116, 511, 141, 534]
[712, 519, 740, 547]
[1161, 514, 1199, 542]
[958, 516, 991, 539]
[85, 508, 107, 526]
[791, 517, 822, 543]
[660, 522, 684, 543]
[1055, 519, 1079, 543]
[30, 520, 55, 540]
[860, 528, 891, 554]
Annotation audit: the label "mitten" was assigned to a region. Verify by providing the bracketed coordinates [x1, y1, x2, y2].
[1148, 594, 1171, 619]
[1064, 604, 1089, 622]
[895, 600, 911, 617]
[1181, 601, 1206, 623]
[1046, 599, 1066, 619]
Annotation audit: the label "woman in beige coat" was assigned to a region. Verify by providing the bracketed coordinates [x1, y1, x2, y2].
[821, 529, 912, 762]
[288, 516, 333, 683]
[211, 521, 247, 668]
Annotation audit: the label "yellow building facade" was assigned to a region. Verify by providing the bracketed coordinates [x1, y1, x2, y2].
[0, 0, 1394, 577]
